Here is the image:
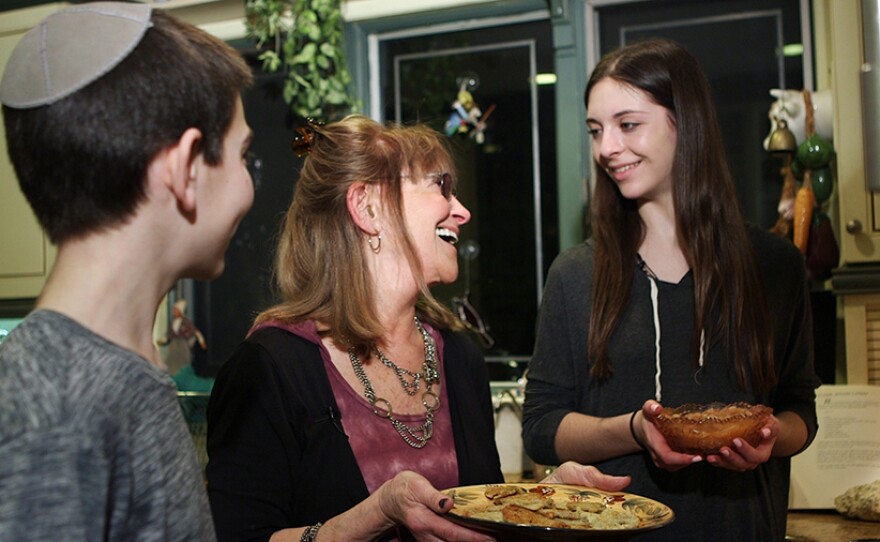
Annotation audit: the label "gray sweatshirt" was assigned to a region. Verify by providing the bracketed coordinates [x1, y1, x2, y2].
[523, 226, 820, 541]
[0, 310, 215, 541]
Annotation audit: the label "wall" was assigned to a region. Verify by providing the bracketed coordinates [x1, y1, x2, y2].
[0, 3, 64, 299]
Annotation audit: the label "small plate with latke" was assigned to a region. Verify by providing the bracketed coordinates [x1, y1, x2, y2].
[442, 483, 673, 540]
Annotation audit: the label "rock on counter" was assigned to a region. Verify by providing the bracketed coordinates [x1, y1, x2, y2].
[835, 480, 880, 522]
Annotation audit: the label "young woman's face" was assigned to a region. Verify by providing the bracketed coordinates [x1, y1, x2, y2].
[586, 78, 677, 203]
[400, 168, 471, 286]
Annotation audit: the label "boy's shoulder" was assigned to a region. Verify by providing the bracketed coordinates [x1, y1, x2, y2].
[0, 310, 171, 431]
[0, 311, 213, 541]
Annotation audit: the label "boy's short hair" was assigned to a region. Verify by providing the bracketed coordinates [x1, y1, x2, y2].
[0, 3, 253, 244]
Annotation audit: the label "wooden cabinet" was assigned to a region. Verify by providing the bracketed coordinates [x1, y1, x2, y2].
[817, 1, 880, 385]
[841, 293, 880, 384]
[0, 4, 62, 299]
[824, 1, 880, 263]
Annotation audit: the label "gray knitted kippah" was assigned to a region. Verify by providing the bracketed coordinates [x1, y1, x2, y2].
[0, 2, 152, 109]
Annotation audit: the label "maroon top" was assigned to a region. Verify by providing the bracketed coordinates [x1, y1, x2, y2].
[253, 320, 459, 494]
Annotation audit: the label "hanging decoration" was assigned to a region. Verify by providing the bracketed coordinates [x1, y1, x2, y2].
[769, 89, 839, 281]
[444, 73, 496, 144]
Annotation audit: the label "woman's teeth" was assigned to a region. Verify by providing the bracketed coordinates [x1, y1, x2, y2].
[610, 162, 638, 174]
[436, 227, 459, 245]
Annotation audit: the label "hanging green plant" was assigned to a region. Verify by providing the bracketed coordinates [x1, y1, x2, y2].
[245, 0, 359, 120]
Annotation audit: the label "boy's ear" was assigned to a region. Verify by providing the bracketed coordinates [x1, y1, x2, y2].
[163, 127, 203, 213]
[346, 181, 379, 234]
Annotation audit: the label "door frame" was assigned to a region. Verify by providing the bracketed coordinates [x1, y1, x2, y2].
[381, 37, 546, 307]
[583, 0, 814, 84]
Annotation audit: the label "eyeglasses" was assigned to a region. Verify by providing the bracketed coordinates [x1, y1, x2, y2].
[400, 172, 456, 200]
[427, 172, 455, 200]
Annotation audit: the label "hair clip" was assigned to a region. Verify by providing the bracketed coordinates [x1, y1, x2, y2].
[292, 118, 325, 158]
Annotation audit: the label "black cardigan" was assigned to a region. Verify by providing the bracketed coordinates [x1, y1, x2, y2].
[206, 327, 502, 542]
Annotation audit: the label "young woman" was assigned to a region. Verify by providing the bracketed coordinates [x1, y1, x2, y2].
[522, 39, 820, 541]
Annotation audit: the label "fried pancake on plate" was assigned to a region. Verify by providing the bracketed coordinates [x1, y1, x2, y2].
[502, 504, 568, 528]
[484, 485, 523, 500]
[461, 503, 504, 523]
[566, 499, 606, 514]
[587, 508, 640, 529]
[495, 492, 549, 511]
[541, 508, 583, 521]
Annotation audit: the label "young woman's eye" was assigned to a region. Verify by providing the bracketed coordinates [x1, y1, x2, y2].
[621, 122, 639, 131]
[586, 125, 602, 138]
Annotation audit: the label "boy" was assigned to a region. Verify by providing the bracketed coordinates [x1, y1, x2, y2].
[0, 2, 253, 540]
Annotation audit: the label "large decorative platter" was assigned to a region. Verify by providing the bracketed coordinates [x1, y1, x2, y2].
[443, 483, 673, 541]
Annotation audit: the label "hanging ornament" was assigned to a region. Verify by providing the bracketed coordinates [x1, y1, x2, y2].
[792, 90, 839, 279]
[812, 166, 835, 204]
[769, 89, 840, 281]
[443, 73, 496, 144]
[806, 211, 840, 281]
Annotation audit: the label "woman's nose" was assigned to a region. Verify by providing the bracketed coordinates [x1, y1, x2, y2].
[451, 196, 471, 224]
[598, 131, 623, 158]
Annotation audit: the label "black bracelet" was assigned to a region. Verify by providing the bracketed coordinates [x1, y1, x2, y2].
[300, 522, 323, 542]
[629, 410, 645, 450]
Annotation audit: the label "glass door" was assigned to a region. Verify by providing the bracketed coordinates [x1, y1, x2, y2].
[377, 18, 556, 363]
[586, 0, 809, 228]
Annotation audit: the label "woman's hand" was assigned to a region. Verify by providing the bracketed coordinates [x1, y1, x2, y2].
[376, 471, 494, 542]
[540, 461, 631, 492]
[637, 401, 704, 472]
[704, 418, 778, 471]
[638, 401, 780, 472]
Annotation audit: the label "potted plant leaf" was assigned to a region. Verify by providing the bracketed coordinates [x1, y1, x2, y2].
[245, 0, 358, 120]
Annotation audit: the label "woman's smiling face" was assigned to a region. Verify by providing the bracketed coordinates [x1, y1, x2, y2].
[400, 168, 471, 286]
[586, 77, 678, 203]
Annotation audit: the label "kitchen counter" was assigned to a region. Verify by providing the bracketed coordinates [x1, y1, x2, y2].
[787, 510, 880, 541]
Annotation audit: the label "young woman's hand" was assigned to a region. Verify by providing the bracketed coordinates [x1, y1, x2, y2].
[703, 418, 778, 471]
[638, 402, 780, 472]
[540, 461, 631, 492]
[637, 401, 704, 472]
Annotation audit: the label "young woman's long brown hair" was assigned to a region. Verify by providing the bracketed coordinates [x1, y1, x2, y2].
[585, 39, 776, 393]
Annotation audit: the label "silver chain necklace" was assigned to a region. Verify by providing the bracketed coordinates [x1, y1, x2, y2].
[348, 316, 441, 448]
[374, 349, 424, 396]
[374, 318, 439, 395]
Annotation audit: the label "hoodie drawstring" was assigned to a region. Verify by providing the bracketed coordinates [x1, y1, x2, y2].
[638, 255, 705, 403]
[646, 273, 663, 402]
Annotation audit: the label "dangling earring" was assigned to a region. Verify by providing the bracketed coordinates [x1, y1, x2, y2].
[368, 233, 382, 254]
